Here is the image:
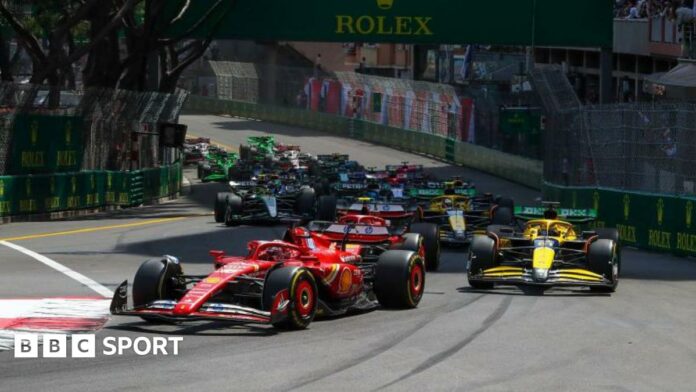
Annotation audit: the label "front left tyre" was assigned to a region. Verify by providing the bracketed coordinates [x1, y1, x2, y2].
[224, 195, 243, 227]
[467, 235, 497, 290]
[215, 192, 232, 223]
[263, 267, 318, 330]
[588, 239, 619, 293]
[132, 257, 184, 323]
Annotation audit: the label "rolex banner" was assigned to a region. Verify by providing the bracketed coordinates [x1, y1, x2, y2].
[0, 164, 182, 217]
[9, 114, 83, 175]
[544, 183, 696, 257]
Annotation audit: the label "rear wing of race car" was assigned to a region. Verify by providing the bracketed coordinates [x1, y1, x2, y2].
[514, 205, 598, 223]
[317, 154, 350, 162]
[385, 164, 424, 172]
[407, 185, 477, 198]
[229, 181, 259, 190]
[307, 221, 392, 237]
[247, 136, 275, 146]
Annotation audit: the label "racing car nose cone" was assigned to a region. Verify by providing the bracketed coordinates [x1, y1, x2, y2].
[533, 268, 549, 282]
[173, 303, 191, 315]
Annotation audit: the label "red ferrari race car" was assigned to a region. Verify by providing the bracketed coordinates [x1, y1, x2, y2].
[110, 240, 425, 330]
[285, 214, 441, 271]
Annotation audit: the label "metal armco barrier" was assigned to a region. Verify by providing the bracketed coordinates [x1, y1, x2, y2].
[544, 182, 696, 257]
[0, 163, 181, 217]
[185, 96, 543, 189]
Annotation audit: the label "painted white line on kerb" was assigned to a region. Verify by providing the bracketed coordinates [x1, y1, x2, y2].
[0, 241, 114, 298]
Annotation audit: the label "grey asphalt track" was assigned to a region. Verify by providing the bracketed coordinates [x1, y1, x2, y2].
[1, 115, 695, 391]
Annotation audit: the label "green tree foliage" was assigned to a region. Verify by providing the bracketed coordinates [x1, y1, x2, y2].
[0, 0, 233, 97]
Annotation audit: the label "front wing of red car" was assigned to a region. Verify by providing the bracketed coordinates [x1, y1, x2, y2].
[110, 280, 289, 325]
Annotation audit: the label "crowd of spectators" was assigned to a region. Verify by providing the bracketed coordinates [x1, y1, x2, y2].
[615, 0, 695, 21]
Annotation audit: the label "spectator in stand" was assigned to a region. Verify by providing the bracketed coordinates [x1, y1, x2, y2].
[673, 0, 695, 23]
[626, 0, 640, 18]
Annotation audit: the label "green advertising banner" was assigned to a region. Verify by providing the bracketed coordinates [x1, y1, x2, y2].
[10, 114, 83, 175]
[544, 183, 696, 257]
[166, 0, 613, 48]
[0, 164, 182, 217]
[499, 108, 541, 138]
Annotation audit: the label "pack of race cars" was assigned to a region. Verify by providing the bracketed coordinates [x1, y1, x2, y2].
[111, 137, 621, 330]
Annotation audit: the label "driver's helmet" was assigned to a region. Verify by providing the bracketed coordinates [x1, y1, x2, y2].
[259, 246, 281, 261]
[544, 210, 558, 220]
[443, 198, 454, 209]
[548, 225, 561, 237]
[365, 190, 379, 199]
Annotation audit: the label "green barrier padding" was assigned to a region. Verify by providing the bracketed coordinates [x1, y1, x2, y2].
[9, 114, 84, 175]
[445, 139, 456, 162]
[543, 182, 696, 257]
[0, 163, 179, 216]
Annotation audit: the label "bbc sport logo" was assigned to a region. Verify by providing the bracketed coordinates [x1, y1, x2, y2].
[14, 333, 183, 358]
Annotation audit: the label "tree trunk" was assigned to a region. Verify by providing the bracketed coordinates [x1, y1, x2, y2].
[83, 6, 122, 89]
[0, 30, 13, 81]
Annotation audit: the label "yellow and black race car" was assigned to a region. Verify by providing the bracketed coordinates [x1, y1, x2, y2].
[467, 202, 620, 293]
[418, 194, 514, 246]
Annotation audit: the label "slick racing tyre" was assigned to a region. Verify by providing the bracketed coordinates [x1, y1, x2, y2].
[316, 195, 337, 221]
[491, 206, 513, 225]
[374, 250, 425, 309]
[467, 235, 497, 290]
[132, 257, 184, 323]
[486, 225, 515, 239]
[197, 161, 206, 179]
[588, 239, 619, 293]
[409, 223, 440, 271]
[200, 165, 212, 183]
[263, 267, 317, 330]
[594, 228, 621, 269]
[215, 192, 232, 223]
[224, 195, 243, 227]
[495, 197, 515, 210]
[239, 144, 251, 161]
[295, 188, 317, 217]
[228, 166, 250, 181]
[392, 233, 424, 256]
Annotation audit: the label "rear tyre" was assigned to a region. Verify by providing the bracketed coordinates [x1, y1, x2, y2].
[215, 193, 232, 223]
[491, 206, 513, 225]
[588, 239, 619, 293]
[392, 233, 423, 253]
[496, 197, 515, 210]
[316, 195, 337, 221]
[132, 257, 184, 323]
[295, 188, 317, 217]
[224, 195, 243, 227]
[228, 166, 247, 181]
[239, 144, 251, 161]
[486, 225, 515, 239]
[200, 165, 212, 183]
[197, 162, 205, 179]
[263, 267, 317, 330]
[467, 235, 497, 289]
[374, 250, 425, 309]
[409, 223, 440, 271]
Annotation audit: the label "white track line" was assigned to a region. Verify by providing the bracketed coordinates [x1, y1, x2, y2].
[0, 241, 114, 298]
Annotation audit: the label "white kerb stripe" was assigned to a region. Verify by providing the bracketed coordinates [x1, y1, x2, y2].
[0, 241, 114, 298]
